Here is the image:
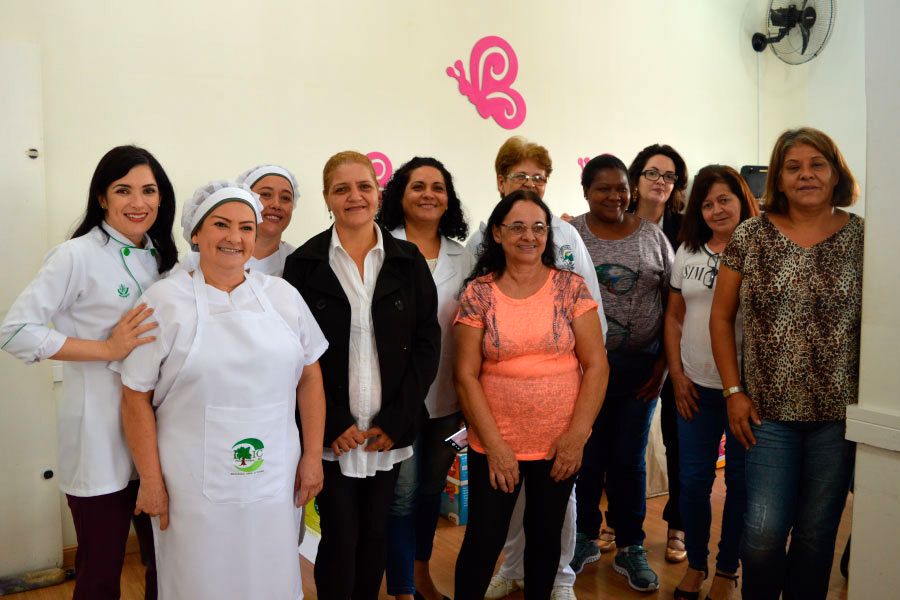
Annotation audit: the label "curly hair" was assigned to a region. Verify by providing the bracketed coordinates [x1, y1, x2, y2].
[376, 156, 468, 240]
[465, 189, 555, 286]
[764, 127, 859, 214]
[627, 143, 688, 213]
[679, 165, 760, 253]
[495, 136, 553, 182]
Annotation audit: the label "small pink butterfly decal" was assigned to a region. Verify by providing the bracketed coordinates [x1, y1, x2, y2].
[447, 35, 526, 130]
[366, 151, 393, 188]
[578, 157, 592, 171]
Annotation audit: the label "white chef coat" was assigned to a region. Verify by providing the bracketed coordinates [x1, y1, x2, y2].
[466, 214, 609, 340]
[177, 241, 296, 277]
[321, 226, 413, 477]
[390, 227, 475, 419]
[1, 223, 161, 496]
[119, 268, 325, 600]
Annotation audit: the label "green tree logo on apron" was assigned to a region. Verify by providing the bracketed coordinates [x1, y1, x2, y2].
[232, 438, 265, 473]
[117, 284, 130, 298]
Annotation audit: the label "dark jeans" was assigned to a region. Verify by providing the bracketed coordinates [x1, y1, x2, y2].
[315, 460, 401, 600]
[575, 353, 657, 548]
[386, 412, 460, 595]
[677, 384, 746, 573]
[454, 450, 575, 600]
[660, 376, 683, 531]
[65, 479, 157, 600]
[741, 420, 854, 600]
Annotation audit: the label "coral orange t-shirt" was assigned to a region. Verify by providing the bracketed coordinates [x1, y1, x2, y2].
[455, 269, 598, 459]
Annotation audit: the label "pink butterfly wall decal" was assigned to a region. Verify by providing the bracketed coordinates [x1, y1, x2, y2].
[446, 35, 526, 130]
[366, 151, 393, 189]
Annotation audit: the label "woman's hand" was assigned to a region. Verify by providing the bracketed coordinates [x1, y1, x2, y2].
[104, 303, 157, 361]
[636, 356, 668, 402]
[671, 372, 701, 421]
[363, 427, 394, 452]
[727, 392, 761, 449]
[331, 424, 366, 456]
[546, 429, 587, 482]
[486, 441, 519, 493]
[135, 477, 169, 530]
[294, 454, 324, 507]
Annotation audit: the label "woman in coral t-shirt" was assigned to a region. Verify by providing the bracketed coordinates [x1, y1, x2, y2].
[452, 189, 608, 600]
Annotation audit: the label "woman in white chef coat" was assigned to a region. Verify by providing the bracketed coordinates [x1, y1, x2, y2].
[119, 181, 328, 600]
[377, 156, 474, 600]
[178, 164, 300, 277]
[0, 145, 178, 600]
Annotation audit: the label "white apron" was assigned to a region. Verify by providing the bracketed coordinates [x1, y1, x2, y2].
[153, 269, 303, 600]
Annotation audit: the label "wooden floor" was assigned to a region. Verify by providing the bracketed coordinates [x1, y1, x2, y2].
[8, 469, 851, 599]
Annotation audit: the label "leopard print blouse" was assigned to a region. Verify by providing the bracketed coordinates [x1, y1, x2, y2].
[721, 213, 864, 421]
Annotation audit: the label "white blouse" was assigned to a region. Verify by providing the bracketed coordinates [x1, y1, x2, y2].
[322, 226, 412, 477]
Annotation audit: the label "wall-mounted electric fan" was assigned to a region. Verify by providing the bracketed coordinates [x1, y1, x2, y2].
[752, 0, 836, 64]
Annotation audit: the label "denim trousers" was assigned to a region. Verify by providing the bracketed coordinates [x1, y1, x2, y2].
[575, 353, 657, 547]
[454, 450, 576, 600]
[385, 412, 460, 595]
[741, 419, 854, 600]
[676, 384, 746, 573]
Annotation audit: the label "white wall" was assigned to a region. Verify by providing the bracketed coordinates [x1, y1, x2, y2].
[0, 0, 864, 552]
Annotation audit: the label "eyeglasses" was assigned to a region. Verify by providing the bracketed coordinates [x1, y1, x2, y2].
[506, 172, 549, 187]
[641, 169, 679, 184]
[499, 222, 548, 236]
[702, 253, 720, 290]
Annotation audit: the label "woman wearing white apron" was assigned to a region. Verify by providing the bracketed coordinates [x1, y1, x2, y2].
[119, 182, 328, 600]
[177, 164, 300, 276]
[1, 145, 178, 599]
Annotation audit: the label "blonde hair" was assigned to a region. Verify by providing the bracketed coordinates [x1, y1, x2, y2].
[764, 127, 859, 214]
[322, 151, 378, 193]
[494, 136, 553, 182]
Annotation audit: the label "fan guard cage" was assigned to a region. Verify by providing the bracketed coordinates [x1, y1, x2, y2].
[767, 0, 836, 64]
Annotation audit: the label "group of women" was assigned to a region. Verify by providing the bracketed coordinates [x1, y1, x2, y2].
[0, 125, 862, 600]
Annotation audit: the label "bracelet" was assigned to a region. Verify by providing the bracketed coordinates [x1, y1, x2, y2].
[722, 386, 744, 398]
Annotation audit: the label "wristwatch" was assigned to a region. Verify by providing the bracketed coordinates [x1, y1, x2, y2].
[722, 386, 744, 398]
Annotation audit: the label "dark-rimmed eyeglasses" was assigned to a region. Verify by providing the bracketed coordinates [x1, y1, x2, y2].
[641, 169, 678, 184]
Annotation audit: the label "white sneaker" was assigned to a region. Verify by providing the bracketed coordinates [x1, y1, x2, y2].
[484, 574, 524, 599]
[550, 585, 577, 600]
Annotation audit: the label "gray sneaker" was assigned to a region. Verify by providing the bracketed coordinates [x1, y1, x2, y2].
[613, 545, 659, 592]
[569, 532, 600, 575]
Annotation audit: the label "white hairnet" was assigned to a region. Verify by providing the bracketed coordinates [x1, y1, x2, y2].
[236, 164, 300, 206]
[181, 181, 263, 246]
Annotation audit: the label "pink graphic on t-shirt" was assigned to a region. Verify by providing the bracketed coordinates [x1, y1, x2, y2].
[366, 152, 393, 188]
[578, 157, 591, 171]
[446, 35, 526, 130]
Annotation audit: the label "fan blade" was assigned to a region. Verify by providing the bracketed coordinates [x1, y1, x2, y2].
[800, 23, 811, 54]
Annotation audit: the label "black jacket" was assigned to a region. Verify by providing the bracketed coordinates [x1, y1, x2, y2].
[283, 226, 441, 450]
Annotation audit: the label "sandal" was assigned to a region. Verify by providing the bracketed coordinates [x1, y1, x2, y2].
[666, 529, 688, 563]
[706, 571, 739, 600]
[673, 566, 707, 600]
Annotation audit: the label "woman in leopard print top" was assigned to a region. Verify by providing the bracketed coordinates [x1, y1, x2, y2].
[710, 127, 863, 600]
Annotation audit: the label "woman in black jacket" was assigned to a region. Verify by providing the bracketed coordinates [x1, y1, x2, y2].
[283, 151, 440, 599]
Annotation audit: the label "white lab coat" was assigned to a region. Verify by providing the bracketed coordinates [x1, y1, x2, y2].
[178, 241, 296, 277]
[391, 227, 475, 418]
[465, 214, 608, 340]
[119, 269, 328, 599]
[0, 223, 161, 496]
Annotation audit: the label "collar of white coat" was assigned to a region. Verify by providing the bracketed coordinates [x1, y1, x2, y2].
[389, 226, 463, 257]
[329, 223, 384, 259]
[100, 221, 155, 252]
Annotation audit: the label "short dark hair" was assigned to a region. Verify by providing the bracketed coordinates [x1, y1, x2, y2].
[627, 143, 688, 213]
[377, 156, 468, 240]
[764, 127, 859, 214]
[581, 154, 630, 191]
[72, 145, 178, 273]
[679, 165, 761, 252]
[466, 189, 555, 286]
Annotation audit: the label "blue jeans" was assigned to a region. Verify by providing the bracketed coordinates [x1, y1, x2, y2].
[575, 353, 657, 547]
[741, 419, 854, 600]
[385, 412, 460, 595]
[677, 384, 746, 573]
